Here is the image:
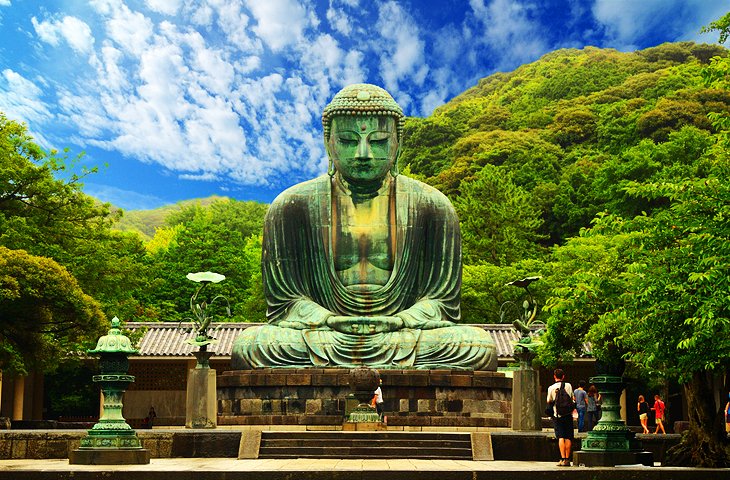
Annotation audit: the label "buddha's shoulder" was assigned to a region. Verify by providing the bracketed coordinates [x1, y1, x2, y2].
[270, 175, 330, 208]
[398, 176, 454, 210]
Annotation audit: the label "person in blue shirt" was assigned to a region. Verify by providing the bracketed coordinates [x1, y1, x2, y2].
[574, 380, 588, 432]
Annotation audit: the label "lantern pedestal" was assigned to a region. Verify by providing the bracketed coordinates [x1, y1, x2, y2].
[511, 349, 541, 431]
[346, 368, 381, 423]
[186, 350, 217, 429]
[574, 375, 653, 467]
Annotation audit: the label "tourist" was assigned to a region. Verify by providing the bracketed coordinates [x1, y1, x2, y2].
[651, 394, 666, 434]
[574, 380, 587, 432]
[147, 406, 157, 428]
[372, 379, 384, 421]
[586, 384, 599, 431]
[637, 395, 650, 434]
[547, 368, 574, 466]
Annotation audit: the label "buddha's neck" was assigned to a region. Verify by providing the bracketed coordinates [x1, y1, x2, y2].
[334, 173, 392, 202]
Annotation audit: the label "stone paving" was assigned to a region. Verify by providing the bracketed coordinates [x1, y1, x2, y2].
[0, 457, 655, 471]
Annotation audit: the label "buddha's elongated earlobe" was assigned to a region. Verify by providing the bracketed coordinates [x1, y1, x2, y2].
[325, 141, 336, 177]
[390, 145, 401, 177]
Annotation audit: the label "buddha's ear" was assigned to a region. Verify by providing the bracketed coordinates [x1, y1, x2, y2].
[325, 140, 335, 177]
[390, 143, 401, 177]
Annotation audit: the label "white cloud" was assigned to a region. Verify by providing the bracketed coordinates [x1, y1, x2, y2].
[189, 2, 213, 27]
[326, 4, 351, 36]
[375, 1, 428, 103]
[593, 0, 729, 49]
[92, 43, 130, 92]
[209, 0, 262, 54]
[0, 0, 11, 7]
[244, 0, 312, 52]
[31, 15, 95, 54]
[178, 172, 218, 181]
[91, 0, 154, 56]
[145, 0, 182, 16]
[469, 0, 548, 69]
[0, 69, 53, 141]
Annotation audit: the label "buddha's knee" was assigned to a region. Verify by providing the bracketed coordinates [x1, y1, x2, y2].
[231, 324, 311, 369]
[416, 326, 497, 370]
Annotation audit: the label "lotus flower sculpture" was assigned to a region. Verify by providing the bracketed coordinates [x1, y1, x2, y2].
[181, 271, 231, 351]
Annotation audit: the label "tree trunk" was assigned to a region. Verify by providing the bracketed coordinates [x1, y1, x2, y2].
[664, 371, 729, 467]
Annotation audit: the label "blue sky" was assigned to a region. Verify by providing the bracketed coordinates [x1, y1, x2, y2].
[0, 1, 726, 210]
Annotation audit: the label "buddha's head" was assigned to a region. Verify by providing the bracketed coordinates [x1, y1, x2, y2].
[322, 84, 405, 183]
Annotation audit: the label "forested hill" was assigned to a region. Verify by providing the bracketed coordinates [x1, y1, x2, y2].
[113, 195, 229, 240]
[401, 41, 728, 247]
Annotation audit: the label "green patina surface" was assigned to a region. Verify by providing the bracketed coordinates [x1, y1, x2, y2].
[581, 375, 644, 452]
[79, 317, 144, 450]
[232, 84, 496, 370]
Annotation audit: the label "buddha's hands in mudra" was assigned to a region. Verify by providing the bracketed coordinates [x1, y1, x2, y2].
[326, 315, 404, 334]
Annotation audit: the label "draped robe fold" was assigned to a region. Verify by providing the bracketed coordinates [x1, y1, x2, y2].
[231, 174, 497, 370]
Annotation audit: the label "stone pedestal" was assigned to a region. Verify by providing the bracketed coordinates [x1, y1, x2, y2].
[218, 369, 512, 428]
[574, 374, 653, 467]
[511, 350, 541, 431]
[186, 351, 217, 429]
[69, 448, 150, 465]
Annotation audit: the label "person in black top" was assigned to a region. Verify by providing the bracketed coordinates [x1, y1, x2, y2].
[637, 395, 650, 434]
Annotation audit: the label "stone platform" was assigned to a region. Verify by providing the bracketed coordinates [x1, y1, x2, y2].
[1, 457, 726, 480]
[0, 429, 681, 464]
[217, 369, 512, 428]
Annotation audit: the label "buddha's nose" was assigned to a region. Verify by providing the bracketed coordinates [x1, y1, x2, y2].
[356, 137, 373, 160]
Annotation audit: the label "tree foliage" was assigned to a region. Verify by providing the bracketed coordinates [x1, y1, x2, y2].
[131, 198, 268, 322]
[0, 113, 147, 318]
[0, 246, 106, 375]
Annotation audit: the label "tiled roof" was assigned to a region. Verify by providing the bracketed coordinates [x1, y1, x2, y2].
[124, 322, 554, 359]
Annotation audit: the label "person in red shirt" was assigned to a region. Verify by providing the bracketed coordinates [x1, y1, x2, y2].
[651, 394, 666, 434]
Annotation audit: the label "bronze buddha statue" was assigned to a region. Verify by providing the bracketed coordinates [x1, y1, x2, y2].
[231, 84, 497, 370]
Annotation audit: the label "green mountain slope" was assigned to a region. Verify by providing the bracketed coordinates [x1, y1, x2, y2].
[400, 42, 729, 246]
[113, 195, 230, 240]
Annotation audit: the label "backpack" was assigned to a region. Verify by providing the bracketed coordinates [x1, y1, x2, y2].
[555, 382, 575, 417]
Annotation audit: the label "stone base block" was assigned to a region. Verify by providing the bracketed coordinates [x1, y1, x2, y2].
[186, 367, 217, 429]
[68, 448, 150, 465]
[341, 422, 386, 431]
[218, 368, 512, 428]
[573, 450, 653, 467]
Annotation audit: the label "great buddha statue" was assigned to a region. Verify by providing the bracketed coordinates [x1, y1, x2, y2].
[231, 84, 497, 370]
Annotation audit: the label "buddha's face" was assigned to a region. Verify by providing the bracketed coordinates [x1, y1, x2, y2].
[328, 115, 398, 184]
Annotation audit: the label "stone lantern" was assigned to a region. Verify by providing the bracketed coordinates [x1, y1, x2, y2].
[69, 317, 150, 465]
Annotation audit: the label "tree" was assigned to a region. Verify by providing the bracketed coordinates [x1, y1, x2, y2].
[134, 198, 267, 322]
[454, 165, 544, 266]
[700, 12, 730, 45]
[0, 246, 107, 375]
[0, 113, 147, 317]
[621, 171, 730, 467]
[541, 164, 730, 466]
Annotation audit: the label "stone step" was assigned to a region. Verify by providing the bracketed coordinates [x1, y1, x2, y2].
[258, 446, 472, 459]
[261, 439, 471, 449]
[262, 431, 469, 440]
[257, 431, 473, 459]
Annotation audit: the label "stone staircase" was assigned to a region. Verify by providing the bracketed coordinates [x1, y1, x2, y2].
[257, 431, 474, 459]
